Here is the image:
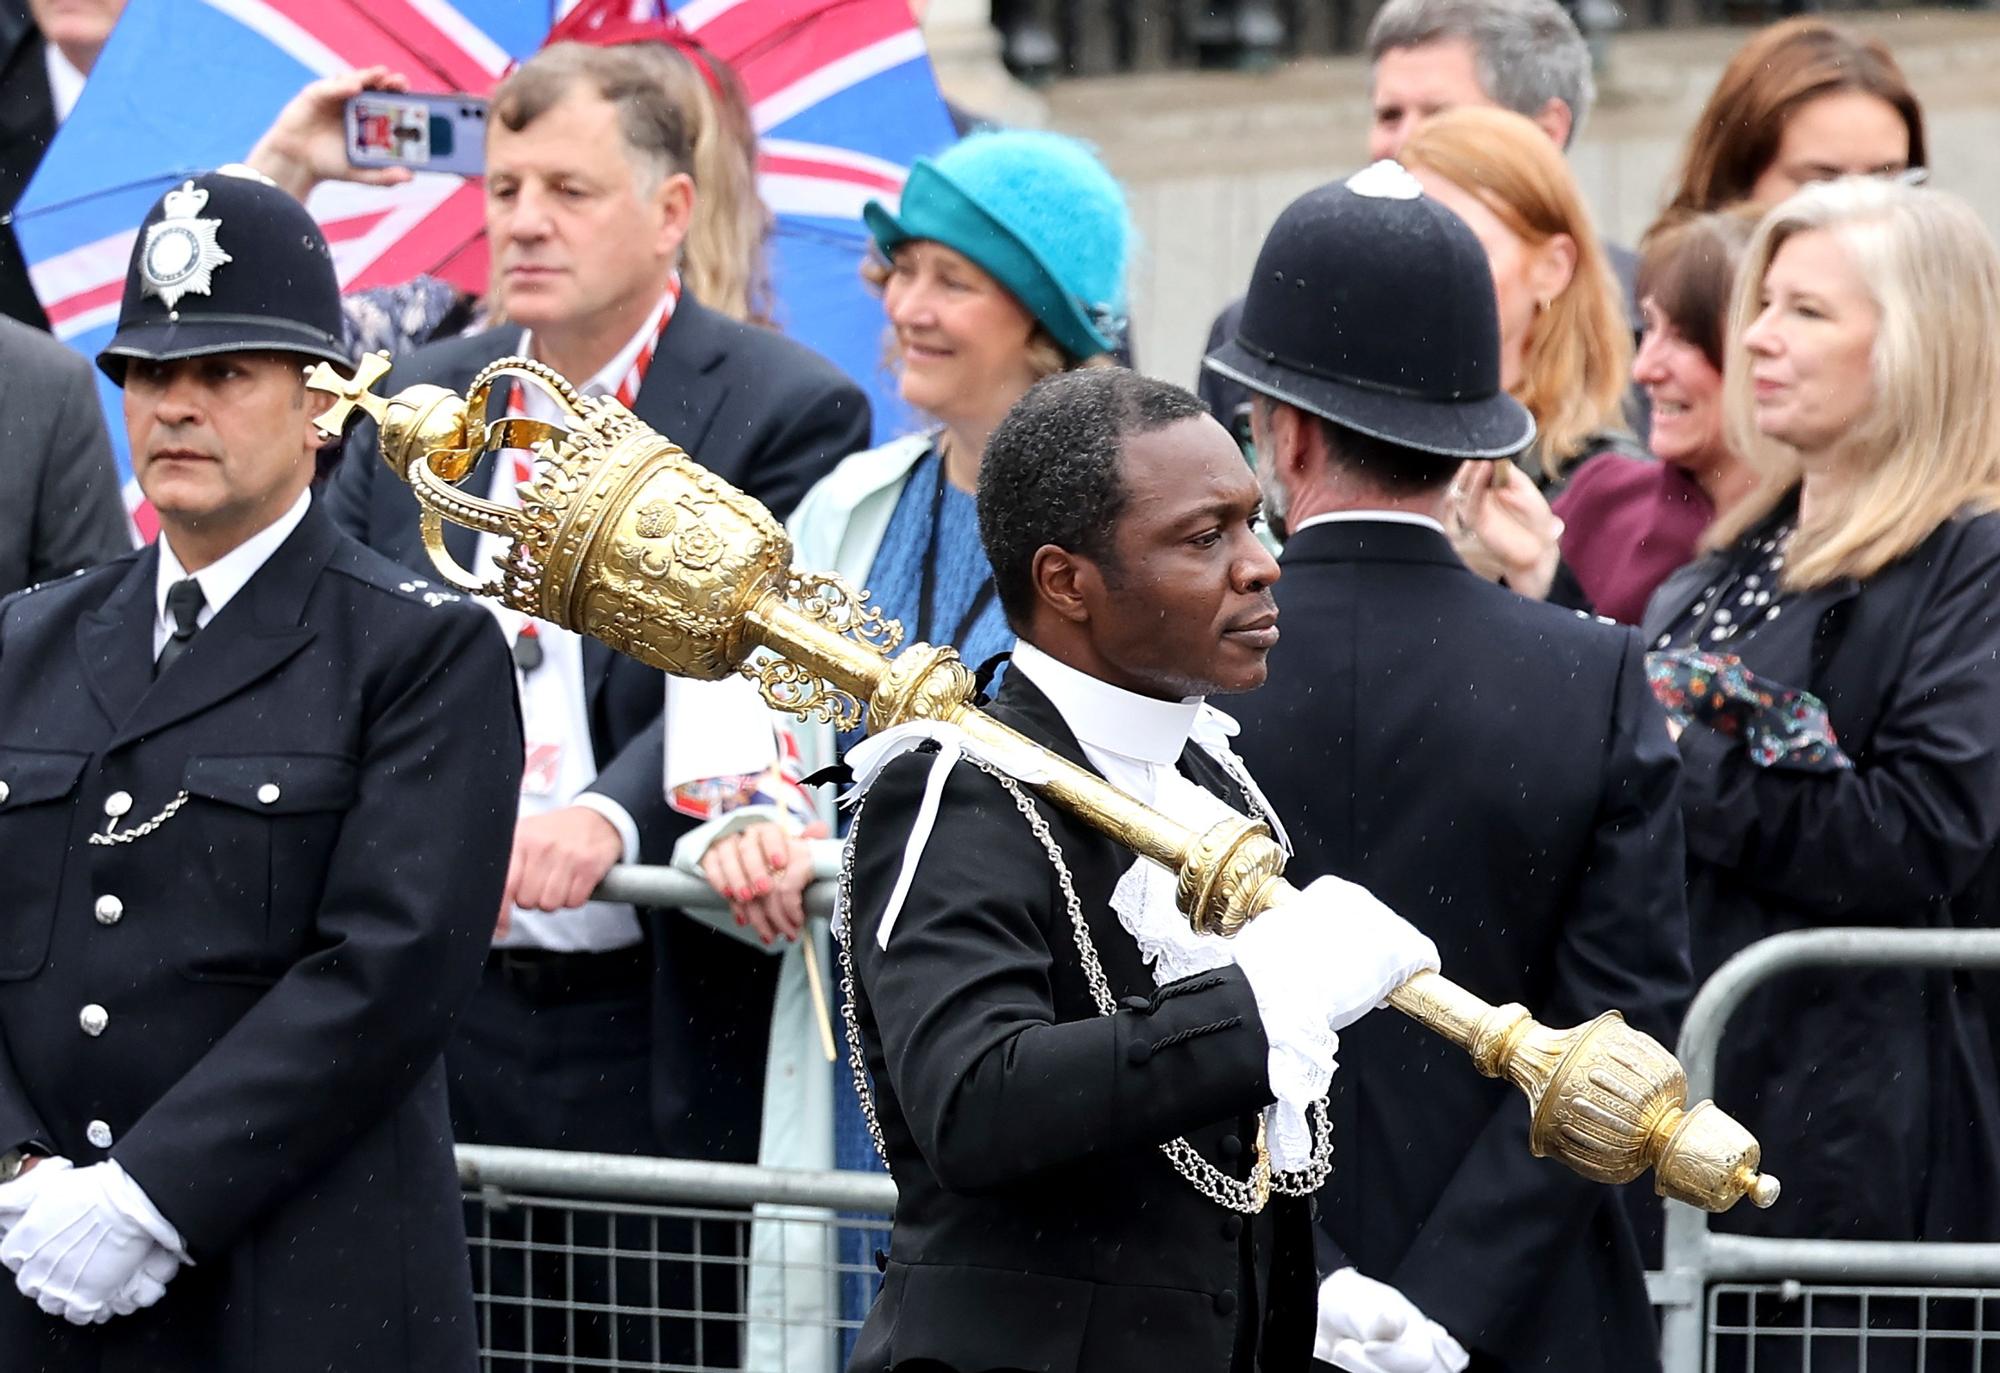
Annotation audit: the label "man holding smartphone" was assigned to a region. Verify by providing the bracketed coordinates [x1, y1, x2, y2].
[323, 35, 870, 1366]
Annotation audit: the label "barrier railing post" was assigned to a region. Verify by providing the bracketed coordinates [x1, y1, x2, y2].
[1660, 928, 2000, 1373]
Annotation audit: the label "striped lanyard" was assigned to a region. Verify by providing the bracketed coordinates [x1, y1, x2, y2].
[503, 275, 682, 674]
[506, 272, 682, 431]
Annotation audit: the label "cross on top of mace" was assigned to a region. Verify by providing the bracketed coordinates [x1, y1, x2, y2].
[307, 351, 394, 439]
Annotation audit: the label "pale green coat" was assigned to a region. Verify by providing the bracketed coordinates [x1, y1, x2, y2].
[670, 434, 933, 1373]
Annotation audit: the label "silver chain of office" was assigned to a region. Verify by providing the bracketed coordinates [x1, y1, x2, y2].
[833, 752, 1331, 1215]
[86, 792, 190, 846]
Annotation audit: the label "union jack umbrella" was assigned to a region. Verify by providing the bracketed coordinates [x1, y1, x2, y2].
[15, 0, 955, 538]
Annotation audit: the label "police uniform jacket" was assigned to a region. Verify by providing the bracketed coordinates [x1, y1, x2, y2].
[0, 500, 523, 1371]
[844, 670, 1317, 1373]
[1230, 518, 1691, 1373]
[322, 301, 871, 1160]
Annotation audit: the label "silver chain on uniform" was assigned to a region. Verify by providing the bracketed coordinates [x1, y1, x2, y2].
[835, 795, 894, 1168]
[832, 751, 1333, 1214]
[86, 792, 191, 846]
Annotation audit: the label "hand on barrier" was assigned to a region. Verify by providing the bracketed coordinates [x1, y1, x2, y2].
[502, 805, 627, 923]
[701, 821, 815, 945]
[0, 1162, 187, 1325]
[1234, 875, 1440, 1033]
[1315, 1267, 1469, 1373]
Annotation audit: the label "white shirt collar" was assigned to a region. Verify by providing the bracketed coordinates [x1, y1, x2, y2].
[516, 287, 675, 399]
[1009, 640, 1202, 769]
[43, 41, 86, 124]
[156, 489, 312, 638]
[1289, 509, 1447, 537]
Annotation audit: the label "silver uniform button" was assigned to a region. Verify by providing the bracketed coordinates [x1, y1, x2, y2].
[256, 783, 281, 806]
[103, 791, 133, 819]
[79, 1004, 108, 1037]
[85, 1120, 113, 1150]
[94, 895, 124, 926]
[0, 780, 10, 804]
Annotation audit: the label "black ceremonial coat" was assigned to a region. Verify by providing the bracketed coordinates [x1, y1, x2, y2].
[0, 501, 522, 1370]
[1641, 506, 2000, 1245]
[843, 670, 1317, 1373]
[322, 299, 871, 1160]
[1230, 519, 1690, 1373]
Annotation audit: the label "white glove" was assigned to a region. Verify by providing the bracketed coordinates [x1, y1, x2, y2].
[0, 1157, 73, 1243]
[0, 1162, 187, 1325]
[1315, 1267, 1469, 1373]
[108, 1245, 181, 1318]
[1234, 875, 1440, 1033]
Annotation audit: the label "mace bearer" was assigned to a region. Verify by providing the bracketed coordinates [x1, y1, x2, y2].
[308, 349, 1777, 1226]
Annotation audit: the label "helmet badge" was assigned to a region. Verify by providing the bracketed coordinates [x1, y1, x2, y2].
[141, 181, 233, 310]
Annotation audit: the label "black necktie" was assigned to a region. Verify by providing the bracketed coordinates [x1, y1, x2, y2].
[155, 578, 206, 678]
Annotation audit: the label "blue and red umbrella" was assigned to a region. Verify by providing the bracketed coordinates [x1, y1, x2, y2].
[15, 0, 954, 537]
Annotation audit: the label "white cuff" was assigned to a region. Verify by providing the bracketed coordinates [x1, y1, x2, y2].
[573, 792, 640, 866]
[100, 1162, 188, 1264]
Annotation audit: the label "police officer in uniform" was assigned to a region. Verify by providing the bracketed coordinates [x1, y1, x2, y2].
[0, 168, 521, 1370]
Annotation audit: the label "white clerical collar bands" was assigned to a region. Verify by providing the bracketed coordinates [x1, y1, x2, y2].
[1009, 641, 1202, 769]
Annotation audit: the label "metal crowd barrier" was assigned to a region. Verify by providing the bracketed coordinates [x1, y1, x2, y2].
[458, 1146, 895, 1373]
[1656, 928, 2000, 1373]
[457, 854, 863, 1372]
[592, 843, 845, 915]
[457, 864, 2000, 1371]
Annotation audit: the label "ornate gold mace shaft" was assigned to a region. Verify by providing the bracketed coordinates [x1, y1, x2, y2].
[309, 354, 1779, 1214]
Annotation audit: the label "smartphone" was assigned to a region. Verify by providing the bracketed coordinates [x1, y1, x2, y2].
[344, 92, 488, 176]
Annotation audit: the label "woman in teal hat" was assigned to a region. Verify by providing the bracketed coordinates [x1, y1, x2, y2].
[668, 128, 1136, 1371]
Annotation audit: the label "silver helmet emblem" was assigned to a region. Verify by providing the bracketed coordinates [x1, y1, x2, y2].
[140, 181, 233, 310]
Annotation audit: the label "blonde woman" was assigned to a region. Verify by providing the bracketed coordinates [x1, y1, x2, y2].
[1642, 179, 2000, 1247]
[1396, 107, 1635, 601]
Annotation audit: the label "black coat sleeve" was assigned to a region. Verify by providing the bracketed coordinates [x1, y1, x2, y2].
[849, 752, 1276, 1196]
[1392, 632, 1691, 1350]
[740, 372, 872, 524]
[0, 590, 53, 1153]
[110, 606, 523, 1259]
[30, 358, 128, 583]
[584, 711, 680, 864]
[1677, 528, 2000, 915]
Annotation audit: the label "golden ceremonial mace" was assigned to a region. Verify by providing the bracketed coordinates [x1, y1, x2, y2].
[310, 354, 1779, 1215]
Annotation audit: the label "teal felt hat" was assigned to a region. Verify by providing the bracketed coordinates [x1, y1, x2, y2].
[864, 130, 1133, 361]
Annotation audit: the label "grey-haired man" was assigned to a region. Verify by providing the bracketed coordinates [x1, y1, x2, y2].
[1199, 0, 1635, 430]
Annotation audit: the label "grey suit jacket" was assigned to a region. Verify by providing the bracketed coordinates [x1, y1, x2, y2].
[0, 316, 128, 594]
